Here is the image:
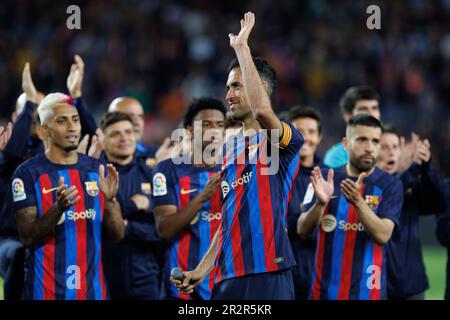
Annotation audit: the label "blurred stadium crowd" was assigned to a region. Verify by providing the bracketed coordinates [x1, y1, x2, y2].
[0, 0, 449, 175]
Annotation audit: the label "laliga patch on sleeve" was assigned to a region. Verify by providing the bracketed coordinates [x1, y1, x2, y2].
[302, 182, 314, 206]
[12, 178, 27, 202]
[152, 172, 167, 196]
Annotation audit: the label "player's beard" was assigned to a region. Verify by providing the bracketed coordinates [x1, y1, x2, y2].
[230, 104, 252, 121]
[64, 144, 78, 152]
[115, 154, 132, 160]
[349, 153, 376, 173]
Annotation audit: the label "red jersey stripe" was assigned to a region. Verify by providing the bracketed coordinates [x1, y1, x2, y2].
[208, 171, 221, 292]
[215, 223, 223, 284]
[177, 176, 192, 299]
[256, 155, 277, 272]
[230, 162, 246, 277]
[337, 184, 366, 299]
[370, 243, 383, 300]
[311, 205, 329, 300]
[39, 174, 55, 300]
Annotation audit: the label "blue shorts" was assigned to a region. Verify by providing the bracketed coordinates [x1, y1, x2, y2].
[211, 269, 294, 300]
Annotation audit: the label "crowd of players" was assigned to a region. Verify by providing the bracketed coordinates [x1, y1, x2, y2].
[0, 11, 449, 300]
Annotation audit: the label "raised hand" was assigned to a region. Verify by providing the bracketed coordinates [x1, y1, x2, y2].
[77, 134, 90, 154]
[56, 176, 80, 212]
[228, 11, 255, 49]
[0, 122, 13, 151]
[199, 172, 221, 201]
[99, 164, 119, 201]
[413, 139, 431, 165]
[310, 167, 334, 205]
[77, 130, 104, 159]
[67, 54, 85, 98]
[397, 132, 420, 172]
[340, 172, 367, 205]
[22, 63, 38, 104]
[88, 129, 104, 159]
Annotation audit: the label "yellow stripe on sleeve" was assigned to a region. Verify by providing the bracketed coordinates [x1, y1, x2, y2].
[279, 122, 292, 148]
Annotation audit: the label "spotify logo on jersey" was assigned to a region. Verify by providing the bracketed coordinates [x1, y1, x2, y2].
[321, 214, 337, 232]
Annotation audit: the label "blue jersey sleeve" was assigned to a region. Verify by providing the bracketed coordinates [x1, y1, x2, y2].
[73, 97, 98, 137]
[3, 101, 37, 159]
[150, 160, 178, 209]
[377, 177, 404, 227]
[11, 164, 36, 211]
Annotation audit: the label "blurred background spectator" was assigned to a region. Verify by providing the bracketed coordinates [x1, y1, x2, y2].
[0, 0, 449, 175]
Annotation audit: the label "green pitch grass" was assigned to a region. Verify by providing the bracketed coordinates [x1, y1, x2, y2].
[0, 246, 447, 300]
[423, 246, 447, 300]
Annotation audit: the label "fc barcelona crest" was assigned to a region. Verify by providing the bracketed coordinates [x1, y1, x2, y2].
[85, 181, 99, 197]
[365, 195, 380, 210]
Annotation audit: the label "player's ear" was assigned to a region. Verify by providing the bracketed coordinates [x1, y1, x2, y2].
[342, 136, 349, 151]
[261, 80, 270, 94]
[36, 125, 45, 141]
[38, 123, 49, 139]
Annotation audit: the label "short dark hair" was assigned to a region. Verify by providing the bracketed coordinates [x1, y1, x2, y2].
[339, 86, 380, 115]
[183, 97, 227, 128]
[287, 105, 322, 134]
[100, 112, 134, 131]
[227, 56, 277, 96]
[382, 123, 400, 139]
[347, 114, 383, 133]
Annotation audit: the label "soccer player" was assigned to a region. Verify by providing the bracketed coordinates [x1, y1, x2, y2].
[297, 114, 403, 300]
[108, 97, 159, 164]
[100, 112, 165, 300]
[323, 86, 381, 168]
[173, 12, 303, 300]
[378, 125, 446, 300]
[0, 57, 97, 300]
[11, 93, 125, 300]
[436, 178, 450, 300]
[151, 97, 226, 300]
[0, 64, 45, 300]
[285, 106, 325, 300]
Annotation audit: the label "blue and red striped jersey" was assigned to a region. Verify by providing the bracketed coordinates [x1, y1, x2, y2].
[302, 167, 403, 300]
[12, 153, 108, 300]
[215, 122, 303, 283]
[151, 160, 222, 300]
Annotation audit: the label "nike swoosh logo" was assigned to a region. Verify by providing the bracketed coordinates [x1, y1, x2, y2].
[42, 187, 58, 194]
[180, 188, 198, 195]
